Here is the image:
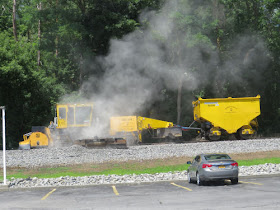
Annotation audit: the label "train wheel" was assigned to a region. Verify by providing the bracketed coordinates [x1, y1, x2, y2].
[235, 129, 251, 140]
[207, 133, 221, 141]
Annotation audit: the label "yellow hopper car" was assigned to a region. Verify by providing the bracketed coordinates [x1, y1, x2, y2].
[193, 95, 261, 140]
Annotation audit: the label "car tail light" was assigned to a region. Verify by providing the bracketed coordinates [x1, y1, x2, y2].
[231, 162, 238, 167]
[202, 164, 212, 168]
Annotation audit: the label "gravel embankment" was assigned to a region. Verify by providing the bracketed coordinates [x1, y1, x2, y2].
[1, 138, 280, 168]
[6, 163, 280, 188]
[1, 138, 280, 188]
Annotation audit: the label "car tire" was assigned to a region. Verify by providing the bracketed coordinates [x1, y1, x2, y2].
[231, 178, 238, 184]
[187, 171, 193, 183]
[196, 172, 203, 186]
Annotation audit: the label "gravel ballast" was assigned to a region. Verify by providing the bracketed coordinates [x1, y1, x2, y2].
[0, 138, 280, 188]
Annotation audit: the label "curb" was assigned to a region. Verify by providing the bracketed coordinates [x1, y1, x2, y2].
[6, 172, 280, 190]
[0, 184, 9, 191]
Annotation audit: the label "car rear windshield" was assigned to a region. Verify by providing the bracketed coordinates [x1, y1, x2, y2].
[204, 154, 231, 160]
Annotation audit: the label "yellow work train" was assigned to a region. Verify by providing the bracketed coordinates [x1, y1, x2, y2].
[19, 95, 262, 149]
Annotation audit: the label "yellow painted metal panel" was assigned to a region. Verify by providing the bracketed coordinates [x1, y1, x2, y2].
[110, 116, 138, 134]
[29, 132, 49, 147]
[137, 117, 174, 130]
[110, 116, 174, 133]
[193, 95, 260, 134]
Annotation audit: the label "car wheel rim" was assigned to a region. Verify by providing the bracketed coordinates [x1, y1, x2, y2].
[197, 173, 200, 185]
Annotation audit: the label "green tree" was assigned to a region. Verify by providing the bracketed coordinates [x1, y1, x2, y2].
[0, 32, 66, 148]
[220, 0, 280, 135]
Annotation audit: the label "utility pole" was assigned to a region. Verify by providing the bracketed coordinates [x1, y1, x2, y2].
[0, 106, 6, 186]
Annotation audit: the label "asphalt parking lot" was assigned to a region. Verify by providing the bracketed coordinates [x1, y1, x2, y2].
[1, 175, 280, 209]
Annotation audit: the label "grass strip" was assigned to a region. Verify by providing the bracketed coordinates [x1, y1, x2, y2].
[0, 164, 188, 180]
[237, 157, 280, 166]
[1, 157, 280, 181]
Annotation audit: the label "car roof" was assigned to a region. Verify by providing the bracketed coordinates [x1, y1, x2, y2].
[199, 153, 229, 156]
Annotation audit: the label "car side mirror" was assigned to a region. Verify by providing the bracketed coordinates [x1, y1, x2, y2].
[187, 161, 191, 164]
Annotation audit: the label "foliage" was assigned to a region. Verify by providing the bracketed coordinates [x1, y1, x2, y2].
[0, 32, 65, 148]
[0, 0, 280, 148]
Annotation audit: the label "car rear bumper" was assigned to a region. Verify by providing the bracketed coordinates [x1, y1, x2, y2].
[200, 169, 238, 181]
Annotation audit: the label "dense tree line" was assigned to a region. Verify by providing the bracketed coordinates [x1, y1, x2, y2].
[0, 0, 279, 149]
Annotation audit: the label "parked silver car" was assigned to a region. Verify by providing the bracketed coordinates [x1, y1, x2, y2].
[187, 153, 239, 185]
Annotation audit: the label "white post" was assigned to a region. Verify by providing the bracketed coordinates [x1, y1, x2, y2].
[1, 106, 6, 185]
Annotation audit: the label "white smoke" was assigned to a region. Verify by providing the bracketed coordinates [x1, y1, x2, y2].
[85, 1, 202, 121]
[60, 0, 270, 138]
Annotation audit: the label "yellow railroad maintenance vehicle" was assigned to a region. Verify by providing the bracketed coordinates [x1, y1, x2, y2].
[193, 95, 261, 140]
[19, 127, 53, 149]
[110, 116, 182, 145]
[19, 103, 127, 149]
